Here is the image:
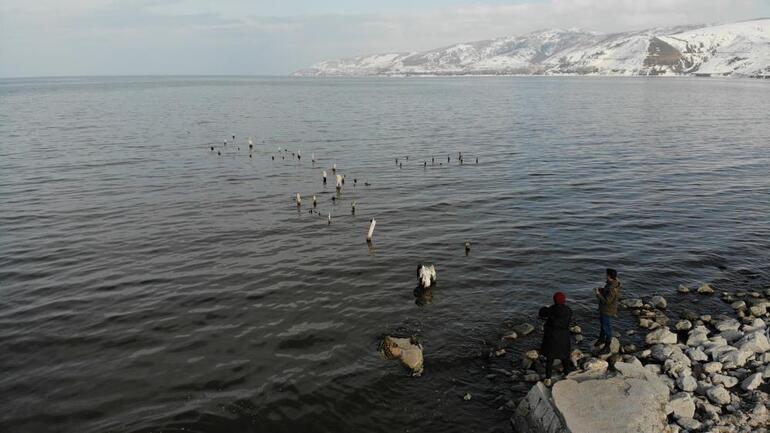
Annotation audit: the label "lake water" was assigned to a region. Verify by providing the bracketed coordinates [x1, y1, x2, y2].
[1, 76, 769, 433]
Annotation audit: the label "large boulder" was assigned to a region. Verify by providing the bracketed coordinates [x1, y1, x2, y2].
[514, 363, 671, 433]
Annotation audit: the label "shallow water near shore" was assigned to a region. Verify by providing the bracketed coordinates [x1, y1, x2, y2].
[1, 76, 770, 433]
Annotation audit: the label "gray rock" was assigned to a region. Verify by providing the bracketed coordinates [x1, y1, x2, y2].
[657, 374, 676, 392]
[697, 283, 715, 294]
[720, 329, 744, 344]
[686, 347, 708, 362]
[677, 285, 690, 294]
[706, 385, 731, 405]
[742, 318, 766, 332]
[731, 300, 747, 311]
[646, 327, 677, 345]
[716, 348, 752, 369]
[675, 320, 692, 331]
[667, 392, 696, 419]
[525, 349, 540, 360]
[696, 399, 722, 420]
[645, 364, 662, 374]
[715, 319, 741, 332]
[686, 329, 710, 347]
[735, 330, 770, 354]
[712, 373, 738, 388]
[762, 364, 770, 379]
[583, 358, 609, 373]
[749, 304, 767, 317]
[503, 331, 518, 340]
[552, 367, 670, 433]
[651, 295, 667, 309]
[626, 298, 644, 308]
[664, 352, 692, 377]
[676, 417, 701, 431]
[651, 344, 676, 362]
[677, 374, 697, 392]
[747, 401, 769, 428]
[740, 372, 763, 391]
[622, 344, 637, 353]
[514, 323, 535, 336]
[703, 362, 723, 374]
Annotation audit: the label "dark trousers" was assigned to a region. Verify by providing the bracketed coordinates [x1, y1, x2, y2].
[545, 356, 574, 378]
[598, 314, 613, 343]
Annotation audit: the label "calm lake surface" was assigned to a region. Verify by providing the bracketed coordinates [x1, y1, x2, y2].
[1, 76, 769, 433]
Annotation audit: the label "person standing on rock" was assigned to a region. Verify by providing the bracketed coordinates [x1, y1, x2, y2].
[595, 268, 621, 354]
[538, 291, 574, 383]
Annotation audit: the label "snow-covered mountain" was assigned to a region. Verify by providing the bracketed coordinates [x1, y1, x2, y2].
[294, 19, 770, 77]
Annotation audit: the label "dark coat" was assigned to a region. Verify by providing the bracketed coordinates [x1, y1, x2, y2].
[597, 279, 621, 317]
[539, 304, 572, 359]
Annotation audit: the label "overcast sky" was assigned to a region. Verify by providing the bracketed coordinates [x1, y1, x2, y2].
[1, 0, 768, 77]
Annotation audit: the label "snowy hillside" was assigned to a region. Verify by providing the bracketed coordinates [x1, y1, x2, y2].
[294, 19, 770, 77]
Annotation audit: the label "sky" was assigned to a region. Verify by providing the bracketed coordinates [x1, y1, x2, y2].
[0, 0, 768, 77]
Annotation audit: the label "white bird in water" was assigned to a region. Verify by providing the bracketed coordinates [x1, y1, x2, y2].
[296, 193, 301, 206]
[322, 170, 327, 185]
[312, 152, 316, 164]
[465, 240, 471, 254]
[332, 163, 337, 173]
[313, 195, 317, 208]
[351, 201, 356, 215]
[327, 213, 332, 225]
[417, 264, 437, 289]
[335, 174, 343, 191]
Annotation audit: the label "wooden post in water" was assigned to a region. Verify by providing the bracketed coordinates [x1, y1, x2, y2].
[367, 218, 376, 243]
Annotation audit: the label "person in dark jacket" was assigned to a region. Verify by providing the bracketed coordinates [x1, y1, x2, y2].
[595, 268, 622, 354]
[539, 291, 575, 380]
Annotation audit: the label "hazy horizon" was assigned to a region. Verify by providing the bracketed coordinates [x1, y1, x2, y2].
[1, 0, 769, 78]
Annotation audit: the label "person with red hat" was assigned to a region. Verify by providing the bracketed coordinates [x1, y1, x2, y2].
[538, 291, 575, 383]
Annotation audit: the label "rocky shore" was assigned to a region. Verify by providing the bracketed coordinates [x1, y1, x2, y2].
[502, 285, 770, 433]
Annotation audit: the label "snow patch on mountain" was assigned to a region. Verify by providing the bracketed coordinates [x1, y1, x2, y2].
[294, 19, 770, 77]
